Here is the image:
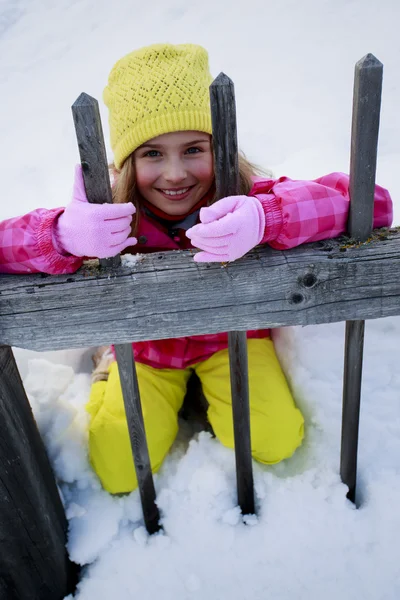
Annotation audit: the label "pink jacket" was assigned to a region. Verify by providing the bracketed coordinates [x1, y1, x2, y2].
[0, 173, 393, 368]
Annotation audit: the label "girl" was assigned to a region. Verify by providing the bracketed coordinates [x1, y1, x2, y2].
[1, 43, 392, 495]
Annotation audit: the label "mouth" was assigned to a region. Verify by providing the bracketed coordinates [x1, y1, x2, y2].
[157, 186, 195, 201]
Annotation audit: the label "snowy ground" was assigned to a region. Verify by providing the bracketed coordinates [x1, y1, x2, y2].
[1, 0, 400, 598]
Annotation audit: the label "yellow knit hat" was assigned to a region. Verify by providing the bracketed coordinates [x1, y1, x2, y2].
[103, 43, 214, 169]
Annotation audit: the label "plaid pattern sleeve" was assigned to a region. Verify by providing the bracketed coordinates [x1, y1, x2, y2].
[251, 172, 393, 250]
[0, 208, 83, 274]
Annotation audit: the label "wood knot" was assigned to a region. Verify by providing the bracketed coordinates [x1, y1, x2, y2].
[302, 273, 317, 288]
[290, 293, 304, 305]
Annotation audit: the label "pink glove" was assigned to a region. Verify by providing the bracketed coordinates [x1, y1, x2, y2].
[186, 195, 265, 262]
[53, 165, 137, 258]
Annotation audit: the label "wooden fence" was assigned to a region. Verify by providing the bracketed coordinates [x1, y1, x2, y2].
[1, 53, 399, 599]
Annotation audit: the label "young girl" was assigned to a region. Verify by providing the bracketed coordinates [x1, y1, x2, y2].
[1, 43, 393, 496]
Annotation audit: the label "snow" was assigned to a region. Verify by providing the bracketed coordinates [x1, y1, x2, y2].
[1, 0, 400, 598]
[121, 253, 144, 267]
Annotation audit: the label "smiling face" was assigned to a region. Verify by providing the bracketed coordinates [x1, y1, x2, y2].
[133, 131, 214, 216]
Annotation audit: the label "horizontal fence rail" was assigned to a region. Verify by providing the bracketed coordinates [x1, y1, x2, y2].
[1, 230, 400, 351]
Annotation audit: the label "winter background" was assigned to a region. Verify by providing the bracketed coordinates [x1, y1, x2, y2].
[1, 0, 400, 598]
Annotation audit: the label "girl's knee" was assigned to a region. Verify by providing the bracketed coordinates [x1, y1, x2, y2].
[209, 405, 304, 465]
[88, 416, 137, 494]
[86, 380, 107, 420]
[251, 410, 304, 464]
[88, 409, 178, 494]
[86, 363, 182, 494]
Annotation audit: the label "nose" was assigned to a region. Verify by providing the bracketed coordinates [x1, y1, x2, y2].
[163, 157, 187, 184]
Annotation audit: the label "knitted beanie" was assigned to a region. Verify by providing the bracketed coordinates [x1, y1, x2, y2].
[103, 43, 214, 169]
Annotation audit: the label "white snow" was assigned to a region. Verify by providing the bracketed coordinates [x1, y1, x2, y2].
[1, 0, 400, 598]
[121, 253, 144, 267]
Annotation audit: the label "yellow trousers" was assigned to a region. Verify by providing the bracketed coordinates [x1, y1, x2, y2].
[86, 339, 304, 494]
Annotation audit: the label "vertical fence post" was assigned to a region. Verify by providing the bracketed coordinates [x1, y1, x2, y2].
[113, 344, 161, 533]
[340, 54, 383, 504]
[71, 93, 161, 533]
[210, 73, 255, 516]
[71, 93, 119, 269]
[0, 345, 78, 599]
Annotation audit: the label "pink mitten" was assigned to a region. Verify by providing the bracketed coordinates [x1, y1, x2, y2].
[53, 165, 137, 258]
[186, 195, 265, 262]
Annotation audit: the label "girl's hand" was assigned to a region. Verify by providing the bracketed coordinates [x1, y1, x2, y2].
[186, 195, 265, 262]
[53, 165, 137, 258]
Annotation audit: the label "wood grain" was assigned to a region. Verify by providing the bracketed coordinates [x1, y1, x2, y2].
[210, 72, 254, 515]
[0, 346, 78, 599]
[341, 53, 384, 505]
[1, 232, 399, 351]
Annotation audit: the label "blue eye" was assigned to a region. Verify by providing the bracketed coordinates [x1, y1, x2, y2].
[145, 150, 161, 157]
[186, 147, 201, 154]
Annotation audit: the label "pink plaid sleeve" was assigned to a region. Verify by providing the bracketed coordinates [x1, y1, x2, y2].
[0, 208, 83, 274]
[250, 173, 393, 250]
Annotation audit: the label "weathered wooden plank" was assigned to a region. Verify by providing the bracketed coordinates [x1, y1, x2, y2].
[340, 54, 383, 505]
[71, 93, 113, 205]
[1, 232, 400, 351]
[341, 320, 365, 504]
[228, 332, 255, 515]
[348, 54, 383, 241]
[210, 73, 239, 199]
[0, 345, 78, 599]
[72, 93, 159, 532]
[114, 344, 161, 533]
[210, 72, 254, 516]
[71, 93, 119, 269]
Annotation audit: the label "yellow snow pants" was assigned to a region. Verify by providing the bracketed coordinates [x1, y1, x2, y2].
[86, 339, 304, 494]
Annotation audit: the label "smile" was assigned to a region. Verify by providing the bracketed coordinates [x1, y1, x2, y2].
[157, 186, 194, 200]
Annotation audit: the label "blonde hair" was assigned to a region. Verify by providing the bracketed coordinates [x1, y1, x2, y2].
[111, 150, 271, 236]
